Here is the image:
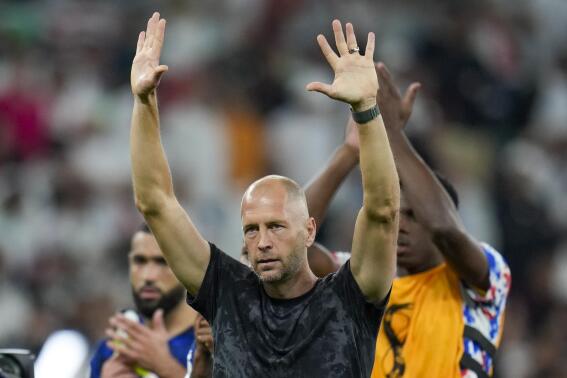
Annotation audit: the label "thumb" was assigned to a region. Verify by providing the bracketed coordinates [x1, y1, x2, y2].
[152, 309, 166, 332]
[402, 82, 421, 109]
[153, 65, 169, 84]
[305, 82, 332, 97]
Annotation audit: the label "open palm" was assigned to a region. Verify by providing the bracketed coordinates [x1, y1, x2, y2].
[131, 12, 168, 98]
[307, 20, 378, 111]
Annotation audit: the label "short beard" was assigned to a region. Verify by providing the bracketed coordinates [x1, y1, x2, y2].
[256, 246, 304, 283]
[132, 284, 186, 319]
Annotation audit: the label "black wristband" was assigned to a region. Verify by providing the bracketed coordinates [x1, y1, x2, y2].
[350, 105, 380, 124]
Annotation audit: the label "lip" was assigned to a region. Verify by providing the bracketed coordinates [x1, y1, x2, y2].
[139, 288, 161, 300]
[396, 244, 410, 255]
[257, 259, 279, 268]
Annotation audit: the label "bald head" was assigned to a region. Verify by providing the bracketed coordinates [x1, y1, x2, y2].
[241, 175, 316, 287]
[241, 175, 309, 221]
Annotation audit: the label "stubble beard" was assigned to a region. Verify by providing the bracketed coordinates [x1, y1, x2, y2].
[255, 245, 305, 283]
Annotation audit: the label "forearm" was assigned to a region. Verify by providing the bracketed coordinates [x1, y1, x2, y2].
[358, 115, 399, 220]
[304, 144, 358, 226]
[349, 113, 399, 301]
[388, 131, 489, 288]
[190, 350, 213, 378]
[155, 358, 187, 378]
[131, 92, 175, 214]
[387, 130, 461, 231]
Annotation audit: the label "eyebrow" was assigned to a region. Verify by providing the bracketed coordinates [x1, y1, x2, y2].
[243, 218, 288, 230]
[129, 253, 167, 262]
[243, 224, 258, 232]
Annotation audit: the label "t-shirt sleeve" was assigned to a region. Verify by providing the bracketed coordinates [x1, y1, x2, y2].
[331, 260, 391, 330]
[463, 243, 511, 307]
[186, 243, 250, 323]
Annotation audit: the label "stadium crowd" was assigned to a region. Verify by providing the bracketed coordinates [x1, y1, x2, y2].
[1, 0, 566, 376]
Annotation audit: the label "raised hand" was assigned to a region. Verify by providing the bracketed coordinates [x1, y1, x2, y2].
[375, 62, 421, 132]
[307, 20, 378, 112]
[131, 12, 168, 99]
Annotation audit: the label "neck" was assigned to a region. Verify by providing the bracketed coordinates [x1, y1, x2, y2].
[263, 265, 317, 299]
[148, 301, 197, 337]
[398, 250, 444, 276]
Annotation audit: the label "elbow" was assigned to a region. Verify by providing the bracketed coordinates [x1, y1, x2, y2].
[430, 224, 465, 250]
[363, 201, 399, 224]
[135, 197, 160, 217]
[134, 191, 169, 217]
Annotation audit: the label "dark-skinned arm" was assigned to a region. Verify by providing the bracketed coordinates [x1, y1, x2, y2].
[376, 62, 489, 290]
[304, 118, 360, 276]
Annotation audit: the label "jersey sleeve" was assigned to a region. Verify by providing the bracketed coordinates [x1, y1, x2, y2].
[463, 243, 511, 307]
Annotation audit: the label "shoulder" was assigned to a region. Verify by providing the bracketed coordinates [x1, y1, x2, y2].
[463, 243, 511, 305]
[168, 326, 196, 365]
[91, 339, 113, 360]
[480, 243, 511, 276]
[201, 242, 258, 287]
[89, 339, 113, 373]
[170, 326, 195, 345]
[323, 259, 389, 307]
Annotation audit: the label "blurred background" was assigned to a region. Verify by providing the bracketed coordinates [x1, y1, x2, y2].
[0, 0, 566, 376]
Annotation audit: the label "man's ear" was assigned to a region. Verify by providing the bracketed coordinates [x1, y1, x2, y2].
[305, 217, 317, 247]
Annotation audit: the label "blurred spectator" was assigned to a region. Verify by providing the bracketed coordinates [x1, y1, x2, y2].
[1, 1, 566, 376]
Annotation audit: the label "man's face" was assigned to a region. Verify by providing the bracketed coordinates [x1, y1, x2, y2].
[396, 193, 438, 272]
[241, 184, 314, 283]
[129, 231, 185, 318]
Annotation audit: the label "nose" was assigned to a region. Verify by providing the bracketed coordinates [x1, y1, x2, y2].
[141, 262, 161, 282]
[257, 228, 272, 252]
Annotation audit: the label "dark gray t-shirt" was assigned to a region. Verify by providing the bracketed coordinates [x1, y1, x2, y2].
[187, 243, 389, 378]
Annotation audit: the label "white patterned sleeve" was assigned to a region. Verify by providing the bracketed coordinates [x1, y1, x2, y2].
[463, 243, 512, 306]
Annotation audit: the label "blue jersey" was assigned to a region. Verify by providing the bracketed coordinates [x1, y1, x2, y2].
[89, 325, 195, 378]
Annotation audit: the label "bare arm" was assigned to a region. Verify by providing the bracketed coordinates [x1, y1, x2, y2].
[130, 13, 209, 295]
[307, 21, 399, 302]
[304, 118, 359, 275]
[190, 315, 213, 378]
[307, 243, 339, 277]
[304, 120, 359, 227]
[376, 62, 489, 290]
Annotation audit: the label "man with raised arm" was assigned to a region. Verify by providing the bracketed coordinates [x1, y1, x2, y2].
[304, 63, 511, 378]
[127, 12, 398, 377]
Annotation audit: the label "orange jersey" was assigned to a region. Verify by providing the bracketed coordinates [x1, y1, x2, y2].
[372, 244, 511, 378]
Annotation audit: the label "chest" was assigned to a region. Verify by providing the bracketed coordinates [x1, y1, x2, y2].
[211, 284, 359, 370]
